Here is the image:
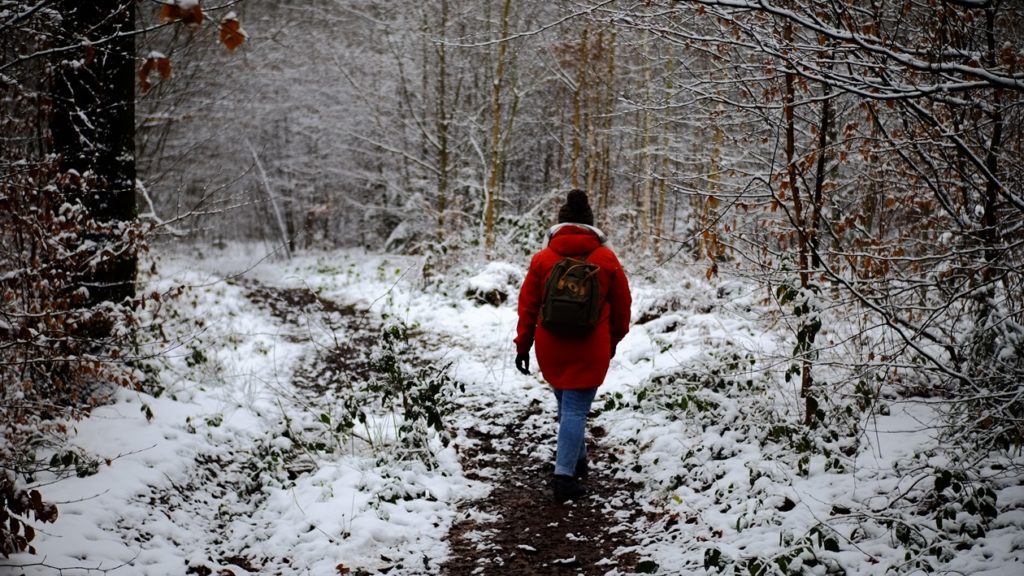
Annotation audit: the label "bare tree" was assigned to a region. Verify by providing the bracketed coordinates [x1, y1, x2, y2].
[607, 0, 1023, 442]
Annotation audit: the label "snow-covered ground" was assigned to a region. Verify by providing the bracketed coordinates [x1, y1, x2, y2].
[3, 244, 1022, 575]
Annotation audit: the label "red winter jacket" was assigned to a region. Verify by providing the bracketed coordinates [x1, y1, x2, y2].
[515, 224, 632, 390]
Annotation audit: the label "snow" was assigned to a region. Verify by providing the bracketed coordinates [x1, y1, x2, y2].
[3, 244, 1022, 575]
[464, 261, 523, 298]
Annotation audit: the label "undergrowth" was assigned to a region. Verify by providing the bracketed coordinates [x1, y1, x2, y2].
[283, 320, 463, 476]
[0, 160, 171, 557]
[601, 339, 1016, 575]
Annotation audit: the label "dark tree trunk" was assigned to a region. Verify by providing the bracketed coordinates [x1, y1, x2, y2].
[810, 89, 832, 270]
[51, 0, 137, 307]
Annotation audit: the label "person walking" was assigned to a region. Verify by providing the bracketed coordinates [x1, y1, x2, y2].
[514, 189, 632, 502]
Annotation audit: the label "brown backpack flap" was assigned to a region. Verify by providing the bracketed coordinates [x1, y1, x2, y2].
[540, 254, 601, 337]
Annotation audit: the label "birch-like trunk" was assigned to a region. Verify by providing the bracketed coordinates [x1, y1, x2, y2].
[485, 0, 512, 253]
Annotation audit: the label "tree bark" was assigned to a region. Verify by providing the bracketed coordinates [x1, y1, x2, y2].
[810, 88, 832, 270]
[981, 6, 1003, 286]
[638, 40, 653, 252]
[597, 31, 615, 228]
[436, 0, 451, 233]
[569, 27, 588, 190]
[485, 0, 512, 253]
[51, 0, 138, 308]
[782, 22, 813, 425]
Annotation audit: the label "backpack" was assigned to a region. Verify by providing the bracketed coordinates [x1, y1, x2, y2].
[540, 253, 601, 336]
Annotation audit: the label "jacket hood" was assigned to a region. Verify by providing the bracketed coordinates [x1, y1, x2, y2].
[547, 223, 607, 243]
[546, 223, 606, 256]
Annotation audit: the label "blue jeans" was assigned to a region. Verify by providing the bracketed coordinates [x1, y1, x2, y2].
[552, 387, 598, 477]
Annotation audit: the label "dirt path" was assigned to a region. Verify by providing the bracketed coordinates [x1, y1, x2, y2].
[231, 280, 646, 574]
[442, 393, 645, 575]
[116, 280, 374, 575]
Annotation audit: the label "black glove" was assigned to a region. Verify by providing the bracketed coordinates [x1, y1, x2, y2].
[515, 352, 530, 375]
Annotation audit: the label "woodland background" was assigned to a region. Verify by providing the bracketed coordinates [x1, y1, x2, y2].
[1, 0, 1022, 568]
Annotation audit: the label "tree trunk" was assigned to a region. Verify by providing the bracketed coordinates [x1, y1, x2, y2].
[51, 0, 137, 310]
[638, 40, 653, 253]
[597, 31, 615, 228]
[436, 0, 451, 233]
[485, 0, 512, 253]
[810, 88, 832, 270]
[981, 6, 1003, 286]
[569, 27, 588, 190]
[782, 23, 813, 425]
[654, 144, 668, 259]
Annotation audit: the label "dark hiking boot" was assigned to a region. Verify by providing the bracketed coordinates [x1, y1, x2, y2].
[574, 458, 588, 480]
[553, 474, 587, 502]
[546, 460, 588, 481]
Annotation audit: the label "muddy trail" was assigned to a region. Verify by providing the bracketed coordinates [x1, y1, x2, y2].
[243, 280, 647, 575]
[241, 280, 379, 394]
[442, 396, 645, 576]
[130, 280, 376, 576]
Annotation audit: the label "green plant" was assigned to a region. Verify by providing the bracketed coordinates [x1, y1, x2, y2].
[495, 213, 550, 258]
[366, 323, 462, 455]
[310, 322, 463, 465]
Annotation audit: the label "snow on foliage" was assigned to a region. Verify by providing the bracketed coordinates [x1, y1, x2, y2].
[463, 261, 524, 306]
[3, 246, 1022, 575]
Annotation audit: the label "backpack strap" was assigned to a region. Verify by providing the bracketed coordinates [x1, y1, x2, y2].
[555, 259, 599, 288]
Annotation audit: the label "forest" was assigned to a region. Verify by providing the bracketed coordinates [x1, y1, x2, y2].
[1, 0, 1022, 574]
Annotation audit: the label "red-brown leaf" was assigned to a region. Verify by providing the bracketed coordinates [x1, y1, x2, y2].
[159, 4, 181, 22]
[160, 2, 203, 29]
[139, 55, 172, 93]
[156, 57, 172, 80]
[219, 16, 247, 52]
[182, 4, 203, 28]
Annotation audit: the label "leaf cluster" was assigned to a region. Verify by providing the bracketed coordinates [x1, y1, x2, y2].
[0, 473, 57, 557]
